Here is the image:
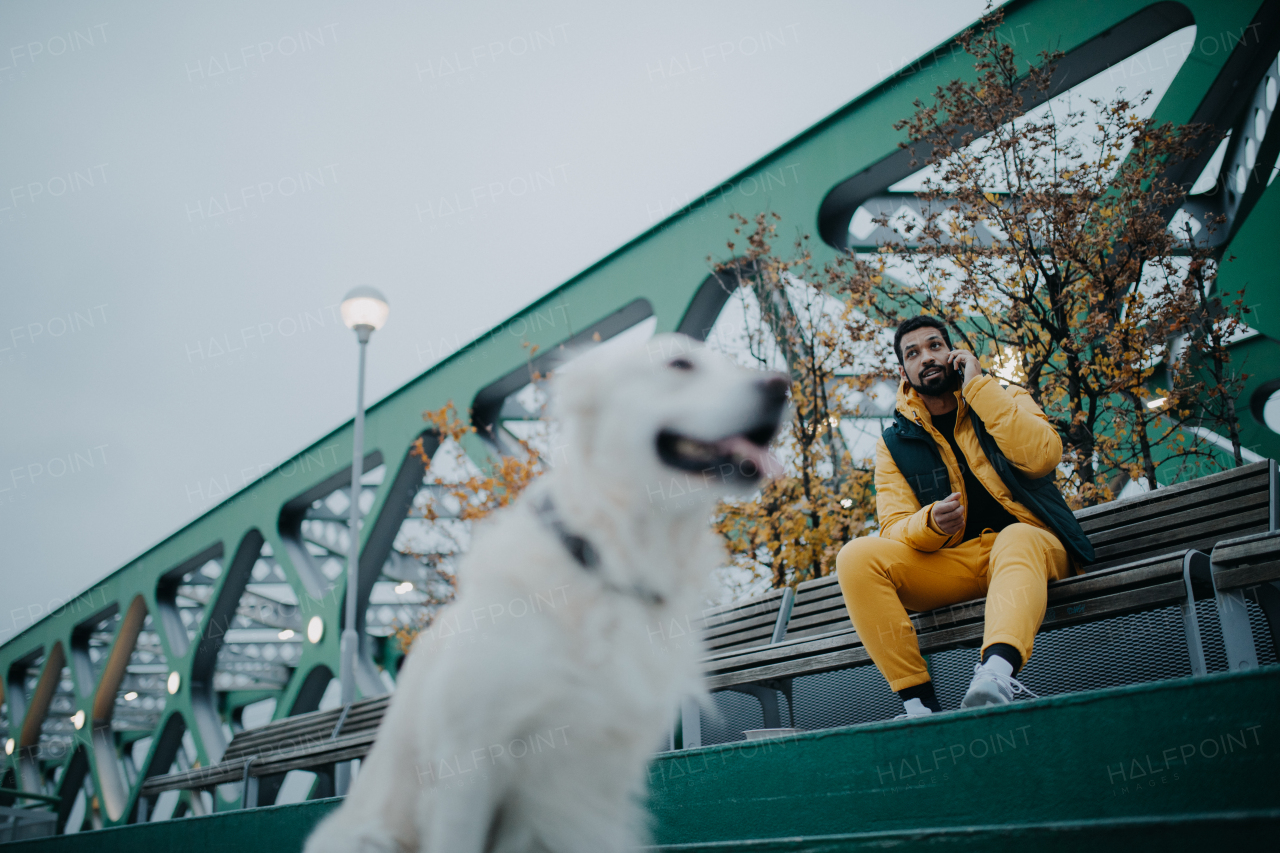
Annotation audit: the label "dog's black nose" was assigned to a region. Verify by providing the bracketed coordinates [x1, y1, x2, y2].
[760, 375, 790, 405]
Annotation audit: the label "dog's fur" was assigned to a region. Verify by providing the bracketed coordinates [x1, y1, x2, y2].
[303, 333, 785, 853]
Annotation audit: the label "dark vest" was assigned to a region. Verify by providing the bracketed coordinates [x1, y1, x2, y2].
[881, 406, 1095, 566]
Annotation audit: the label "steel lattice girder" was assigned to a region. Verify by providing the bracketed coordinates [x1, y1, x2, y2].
[3, 0, 1280, 829]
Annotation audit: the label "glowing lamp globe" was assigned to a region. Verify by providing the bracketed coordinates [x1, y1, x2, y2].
[341, 287, 390, 332]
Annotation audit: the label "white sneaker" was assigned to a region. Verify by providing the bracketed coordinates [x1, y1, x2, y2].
[892, 697, 935, 720]
[960, 661, 1037, 709]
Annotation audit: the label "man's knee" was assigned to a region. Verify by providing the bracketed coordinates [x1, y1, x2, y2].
[836, 537, 905, 589]
[993, 523, 1049, 558]
[991, 523, 1065, 578]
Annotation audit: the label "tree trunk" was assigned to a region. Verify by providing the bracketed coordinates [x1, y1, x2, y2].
[745, 268, 853, 486]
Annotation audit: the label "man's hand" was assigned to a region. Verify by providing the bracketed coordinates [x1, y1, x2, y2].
[931, 492, 965, 535]
[947, 349, 983, 387]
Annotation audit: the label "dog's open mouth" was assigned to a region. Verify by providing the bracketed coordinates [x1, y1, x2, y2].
[656, 423, 782, 480]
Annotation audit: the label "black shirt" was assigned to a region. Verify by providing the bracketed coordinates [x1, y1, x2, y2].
[929, 409, 1018, 541]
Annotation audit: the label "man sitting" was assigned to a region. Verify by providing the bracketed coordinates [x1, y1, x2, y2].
[836, 315, 1093, 717]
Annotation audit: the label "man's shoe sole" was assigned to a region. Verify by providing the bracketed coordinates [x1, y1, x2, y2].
[961, 681, 1011, 709]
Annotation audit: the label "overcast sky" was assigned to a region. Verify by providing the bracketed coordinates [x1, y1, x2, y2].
[0, 0, 990, 640]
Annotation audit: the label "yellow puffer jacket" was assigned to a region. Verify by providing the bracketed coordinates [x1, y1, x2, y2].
[873, 374, 1065, 555]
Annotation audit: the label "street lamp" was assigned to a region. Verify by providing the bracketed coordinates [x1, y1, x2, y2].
[336, 286, 388, 796]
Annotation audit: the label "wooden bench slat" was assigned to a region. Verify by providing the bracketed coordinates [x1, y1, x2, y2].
[783, 599, 846, 624]
[1077, 473, 1269, 532]
[1042, 554, 1186, 602]
[1039, 580, 1188, 627]
[1213, 561, 1280, 592]
[702, 618, 778, 643]
[784, 611, 846, 634]
[215, 697, 390, 761]
[1089, 535, 1265, 575]
[222, 716, 340, 756]
[790, 586, 837, 606]
[785, 608, 845, 628]
[705, 645, 873, 689]
[142, 698, 393, 794]
[223, 711, 353, 752]
[696, 589, 786, 622]
[786, 595, 844, 618]
[1092, 514, 1268, 563]
[699, 613, 780, 640]
[1074, 460, 1270, 522]
[1093, 516, 1269, 562]
[794, 575, 839, 594]
[711, 636, 779, 653]
[233, 695, 387, 736]
[140, 730, 379, 794]
[710, 629, 789, 651]
[334, 713, 391, 736]
[1086, 491, 1270, 548]
[698, 595, 785, 653]
[786, 614, 849, 634]
[1055, 550, 1183, 584]
[254, 734, 376, 778]
[1086, 489, 1269, 545]
[336, 699, 393, 721]
[701, 626, 857, 668]
[1211, 531, 1280, 566]
[706, 633, 778, 652]
[249, 730, 378, 776]
[705, 629, 864, 678]
[702, 611, 782, 646]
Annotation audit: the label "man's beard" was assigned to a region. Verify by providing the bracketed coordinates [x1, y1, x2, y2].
[909, 364, 960, 397]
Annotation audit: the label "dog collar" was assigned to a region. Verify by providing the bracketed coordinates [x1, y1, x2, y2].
[531, 494, 666, 607]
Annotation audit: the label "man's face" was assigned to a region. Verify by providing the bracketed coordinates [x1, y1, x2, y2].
[898, 327, 959, 397]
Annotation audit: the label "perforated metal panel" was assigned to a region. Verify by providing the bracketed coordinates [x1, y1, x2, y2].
[698, 598, 1277, 746]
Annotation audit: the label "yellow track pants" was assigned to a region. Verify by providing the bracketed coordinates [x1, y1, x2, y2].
[835, 523, 1070, 692]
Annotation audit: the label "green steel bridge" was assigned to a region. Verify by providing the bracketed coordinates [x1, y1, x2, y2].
[4, 0, 1280, 846]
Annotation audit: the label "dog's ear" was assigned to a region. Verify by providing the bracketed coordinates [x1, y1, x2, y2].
[550, 350, 606, 462]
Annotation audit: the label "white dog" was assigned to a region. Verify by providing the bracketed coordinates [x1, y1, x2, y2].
[304, 333, 787, 853]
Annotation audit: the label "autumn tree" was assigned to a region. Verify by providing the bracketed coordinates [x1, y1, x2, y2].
[393, 402, 545, 650]
[711, 213, 886, 591]
[1155, 204, 1253, 473]
[835, 7, 1247, 504]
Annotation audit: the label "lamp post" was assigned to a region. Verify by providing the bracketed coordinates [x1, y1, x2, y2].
[336, 286, 389, 795]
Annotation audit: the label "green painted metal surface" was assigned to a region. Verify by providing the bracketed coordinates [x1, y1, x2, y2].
[2, 0, 1278, 832]
[0, 797, 339, 853]
[3, 670, 1276, 851]
[646, 812, 1280, 852]
[645, 668, 1280, 844]
[1215, 166, 1280, 463]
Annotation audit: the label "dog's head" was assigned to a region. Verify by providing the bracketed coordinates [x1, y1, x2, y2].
[552, 333, 788, 506]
